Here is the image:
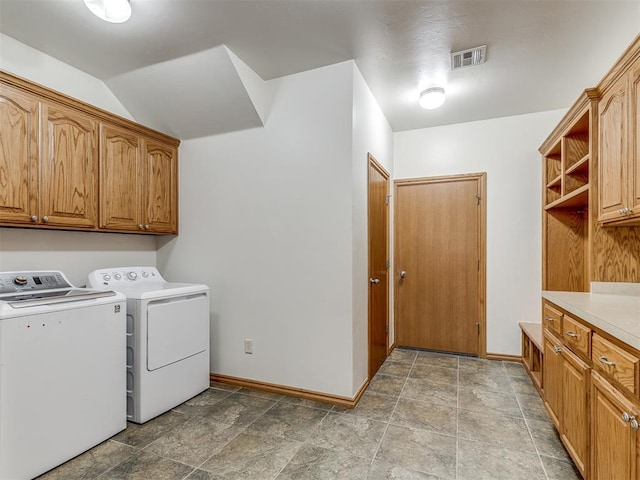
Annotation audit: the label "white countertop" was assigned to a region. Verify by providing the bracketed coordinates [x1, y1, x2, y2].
[542, 290, 640, 350]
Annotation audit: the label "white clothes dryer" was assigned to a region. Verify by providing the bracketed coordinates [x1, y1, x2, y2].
[88, 267, 210, 424]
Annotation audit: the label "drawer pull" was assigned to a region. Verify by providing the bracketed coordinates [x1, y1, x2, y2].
[552, 346, 562, 354]
[545, 316, 554, 322]
[632, 418, 639, 431]
[565, 331, 578, 338]
[598, 356, 616, 367]
[623, 412, 631, 423]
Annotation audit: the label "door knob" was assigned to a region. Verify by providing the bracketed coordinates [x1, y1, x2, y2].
[369, 278, 380, 285]
[400, 271, 407, 278]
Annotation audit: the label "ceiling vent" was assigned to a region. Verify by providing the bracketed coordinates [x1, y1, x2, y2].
[451, 45, 487, 70]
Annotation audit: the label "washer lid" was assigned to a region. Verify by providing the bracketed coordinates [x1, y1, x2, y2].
[110, 282, 209, 300]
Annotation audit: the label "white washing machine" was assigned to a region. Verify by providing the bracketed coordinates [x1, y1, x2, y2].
[0, 270, 126, 480]
[88, 267, 210, 424]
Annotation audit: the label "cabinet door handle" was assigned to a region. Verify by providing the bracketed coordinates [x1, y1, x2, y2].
[42, 215, 49, 223]
[138, 224, 144, 230]
[545, 316, 554, 322]
[623, 412, 631, 423]
[598, 356, 616, 367]
[30, 215, 38, 222]
[565, 331, 578, 338]
[144, 224, 150, 230]
[552, 346, 562, 354]
[631, 418, 639, 431]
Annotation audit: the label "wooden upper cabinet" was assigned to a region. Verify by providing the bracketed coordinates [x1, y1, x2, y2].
[99, 128, 178, 234]
[0, 84, 39, 224]
[143, 139, 177, 234]
[599, 75, 628, 222]
[0, 71, 179, 235]
[598, 58, 640, 225]
[40, 102, 98, 228]
[99, 123, 143, 231]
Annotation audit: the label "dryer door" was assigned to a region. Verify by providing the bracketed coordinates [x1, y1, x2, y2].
[146, 293, 209, 371]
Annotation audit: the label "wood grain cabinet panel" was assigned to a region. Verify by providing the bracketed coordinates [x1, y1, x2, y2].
[143, 139, 177, 234]
[40, 102, 98, 228]
[564, 314, 592, 358]
[99, 123, 143, 231]
[598, 59, 640, 225]
[0, 83, 38, 224]
[544, 302, 563, 336]
[0, 71, 179, 235]
[592, 334, 639, 396]
[544, 331, 563, 428]
[591, 372, 638, 480]
[561, 346, 590, 477]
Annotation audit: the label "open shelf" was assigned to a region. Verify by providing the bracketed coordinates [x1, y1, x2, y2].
[546, 175, 562, 189]
[520, 322, 543, 394]
[545, 184, 589, 210]
[566, 154, 589, 176]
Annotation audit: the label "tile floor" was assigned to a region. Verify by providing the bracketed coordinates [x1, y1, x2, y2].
[38, 349, 581, 480]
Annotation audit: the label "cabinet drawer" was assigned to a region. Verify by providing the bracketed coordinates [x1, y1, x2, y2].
[543, 303, 562, 336]
[562, 314, 591, 358]
[592, 334, 639, 396]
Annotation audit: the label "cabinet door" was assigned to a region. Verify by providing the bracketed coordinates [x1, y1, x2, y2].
[630, 60, 640, 219]
[544, 333, 563, 428]
[591, 372, 637, 480]
[142, 139, 177, 234]
[0, 83, 39, 224]
[599, 74, 629, 223]
[561, 347, 590, 477]
[99, 124, 143, 231]
[40, 102, 98, 228]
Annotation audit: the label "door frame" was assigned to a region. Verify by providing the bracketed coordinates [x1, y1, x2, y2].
[393, 172, 487, 358]
[368, 153, 390, 378]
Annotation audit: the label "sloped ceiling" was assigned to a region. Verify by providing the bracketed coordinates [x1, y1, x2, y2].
[1, 1, 639, 139]
[105, 46, 270, 139]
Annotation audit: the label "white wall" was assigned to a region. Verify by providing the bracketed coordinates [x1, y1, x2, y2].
[0, 34, 133, 119]
[0, 34, 156, 286]
[394, 110, 565, 355]
[157, 62, 359, 397]
[351, 65, 394, 392]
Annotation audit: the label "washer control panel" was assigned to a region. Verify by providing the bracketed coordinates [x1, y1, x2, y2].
[88, 267, 163, 288]
[0, 271, 71, 294]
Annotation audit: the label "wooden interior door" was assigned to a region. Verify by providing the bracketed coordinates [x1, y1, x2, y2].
[395, 173, 485, 356]
[368, 154, 389, 377]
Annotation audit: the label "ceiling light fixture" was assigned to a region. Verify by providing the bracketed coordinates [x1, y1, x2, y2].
[83, 0, 132, 23]
[419, 87, 446, 110]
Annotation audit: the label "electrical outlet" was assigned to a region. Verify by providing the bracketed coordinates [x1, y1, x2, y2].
[244, 339, 253, 354]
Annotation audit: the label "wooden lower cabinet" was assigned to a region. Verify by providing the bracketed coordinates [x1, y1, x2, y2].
[561, 346, 590, 477]
[591, 371, 638, 480]
[544, 331, 563, 428]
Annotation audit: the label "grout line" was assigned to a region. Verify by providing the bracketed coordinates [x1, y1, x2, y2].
[368, 350, 417, 469]
[508, 366, 551, 480]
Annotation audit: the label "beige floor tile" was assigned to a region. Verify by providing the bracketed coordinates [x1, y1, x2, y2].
[202, 392, 277, 426]
[409, 364, 458, 386]
[367, 460, 449, 479]
[111, 411, 189, 448]
[388, 348, 418, 364]
[541, 454, 582, 480]
[378, 360, 413, 377]
[457, 439, 546, 480]
[99, 451, 194, 480]
[308, 412, 387, 459]
[333, 391, 398, 421]
[200, 430, 302, 480]
[248, 401, 328, 441]
[457, 408, 536, 452]
[414, 352, 459, 370]
[368, 373, 407, 397]
[391, 398, 456, 435]
[400, 377, 457, 407]
[172, 388, 232, 416]
[458, 386, 522, 417]
[375, 424, 456, 478]
[275, 444, 370, 480]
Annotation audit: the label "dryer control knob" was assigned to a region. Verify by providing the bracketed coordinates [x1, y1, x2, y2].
[13, 276, 28, 285]
[142, 271, 149, 278]
[114, 273, 122, 280]
[127, 271, 138, 281]
[102, 274, 111, 282]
